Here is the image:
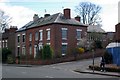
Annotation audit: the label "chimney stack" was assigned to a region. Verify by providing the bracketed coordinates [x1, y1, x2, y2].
[63, 8, 71, 19]
[9, 26, 18, 32]
[5, 28, 9, 33]
[75, 16, 81, 22]
[33, 14, 39, 21]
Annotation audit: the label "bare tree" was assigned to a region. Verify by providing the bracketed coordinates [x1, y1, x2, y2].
[75, 2, 102, 26]
[0, 9, 12, 32]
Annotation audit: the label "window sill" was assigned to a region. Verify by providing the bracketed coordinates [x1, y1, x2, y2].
[47, 39, 50, 40]
[62, 38, 67, 40]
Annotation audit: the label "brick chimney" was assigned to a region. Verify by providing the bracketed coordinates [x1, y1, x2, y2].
[33, 14, 39, 21]
[75, 16, 81, 22]
[5, 28, 9, 33]
[9, 26, 18, 32]
[63, 8, 71, 19]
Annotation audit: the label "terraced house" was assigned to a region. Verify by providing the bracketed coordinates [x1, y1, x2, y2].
[16, 8, 88, 61]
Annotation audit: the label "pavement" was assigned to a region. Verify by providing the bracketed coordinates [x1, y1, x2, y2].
[74, 68, 120, 77]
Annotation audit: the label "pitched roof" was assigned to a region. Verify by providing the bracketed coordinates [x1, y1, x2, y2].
[87, 25, 105, 33]
[17, 13, 87, 32]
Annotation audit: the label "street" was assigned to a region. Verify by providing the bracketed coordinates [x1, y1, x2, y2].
[2, 57, 118, 78]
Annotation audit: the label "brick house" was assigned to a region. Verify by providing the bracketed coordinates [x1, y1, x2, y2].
[1, 26, 18, 58]
[16, 8, 88, 61]
[115, 23, 120, 42]
[87, 25, 109, 48]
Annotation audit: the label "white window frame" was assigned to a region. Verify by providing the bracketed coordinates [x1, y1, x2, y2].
[39, 30, 43, 41]
[62, 28, 68, 40]
[5, 40, 7, 48]
[76, 29, 82, 40]
[34, 45, 39, 58]
[17, 34, 20, 43]
[29, 45, 32, 55]
[22, 46, 25, 55]
[17, 46, 20, 56]
[46, 28, 50, 40]
[35, 32, 39, 41]
[46, 43, 51, 45]
[29, 33, 32, 41]
[2, 40, 4, 48]
[22, 33, 25, 42]
[61, 43, 68, 56]
[39, 42, 43, 50]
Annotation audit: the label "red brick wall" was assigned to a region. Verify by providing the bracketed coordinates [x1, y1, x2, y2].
[115, 23, 120, 42]
[18, 23, 87, 60]
[15, 31, 26, 57]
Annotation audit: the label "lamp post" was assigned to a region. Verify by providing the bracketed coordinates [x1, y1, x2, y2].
[92, 49, 95, 72]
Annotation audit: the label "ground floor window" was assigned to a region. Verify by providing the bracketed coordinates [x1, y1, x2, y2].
[34, 45, 39, 58]
[22, 46, 25, 55]
[17, 46, 20, 56]
[39, 42, 43, 50]
[61, 43, 67, 56]
[29, 45, 32, 55]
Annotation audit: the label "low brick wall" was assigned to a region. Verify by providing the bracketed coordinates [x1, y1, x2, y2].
[19, 49, 105, 65]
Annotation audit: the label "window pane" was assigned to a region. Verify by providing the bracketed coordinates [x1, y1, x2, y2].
[62, 45, 67, 55]
[34, 45, 38, 58]
[29, 33, 32, 41]
[22, 47, 25, 55]
[62, 30, 67, 39]
[23, 35, 25, 42]
[35, 32, 38, 41]
[17, 36, 20, 43]
[77, 31, 81, 40]
[29, 46, 32, 55]
[39, 31, 43, 40]
[47, 30, 50, 40]
[17, 47, 20, 56]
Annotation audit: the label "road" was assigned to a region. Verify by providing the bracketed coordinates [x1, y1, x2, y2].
[2, 57, 118, 78]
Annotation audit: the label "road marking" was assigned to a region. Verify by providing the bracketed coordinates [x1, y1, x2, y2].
[45, 76, 54, 78]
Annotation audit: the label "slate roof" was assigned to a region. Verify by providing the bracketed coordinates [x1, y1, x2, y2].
[17, 13, 87, 32]
[87, 25, 105, 33]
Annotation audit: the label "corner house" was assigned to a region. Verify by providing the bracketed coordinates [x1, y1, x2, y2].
[15, 8, 88, 63]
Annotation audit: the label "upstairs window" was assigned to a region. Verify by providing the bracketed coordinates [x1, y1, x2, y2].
[76, 29, 82, 40]
[35, 32, 38, 41]
[29, 33, 32, 41]
[39, 30, 43, 41]
[46, 28, 50, 40]
[22, 34, 25, 42]
[17, 34, 20, 43]
[62, 28, 67, 40]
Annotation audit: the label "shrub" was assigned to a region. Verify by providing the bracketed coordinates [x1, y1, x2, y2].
[94, 40, 103, 49]
[2, 48, 12, 63]
[42, 44, 53, 60]
[7, 54, 14, 64]
[78, 48, 85, 54]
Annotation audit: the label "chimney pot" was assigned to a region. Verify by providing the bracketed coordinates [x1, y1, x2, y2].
[75, 15, 81, 22]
